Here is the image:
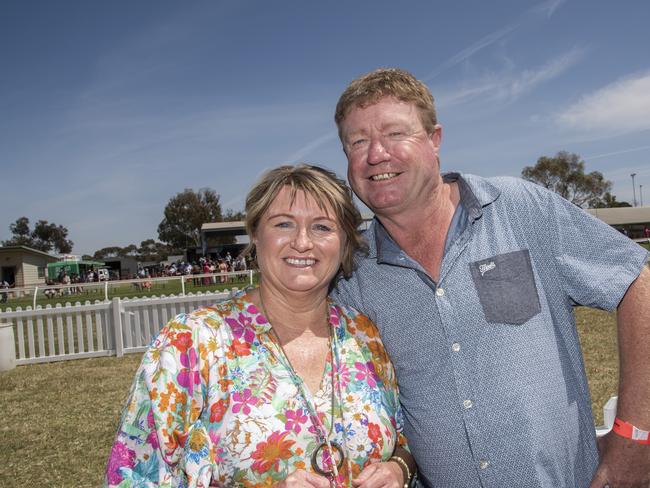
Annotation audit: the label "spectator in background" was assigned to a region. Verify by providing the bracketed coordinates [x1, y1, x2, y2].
[202, 260, 210, 286]
[1, 279, 9, 303]
[219, 259, 227, 283]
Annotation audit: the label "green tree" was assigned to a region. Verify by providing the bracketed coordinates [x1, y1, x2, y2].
[590, 192, 632, 209]
[223, 209, 246, 221]
[137, 239, 173, 262]
[2, 217, 73, 254]
[521, 151, 612, 208]
[158, 188, 234, 249]
[93, 246, 125, 259]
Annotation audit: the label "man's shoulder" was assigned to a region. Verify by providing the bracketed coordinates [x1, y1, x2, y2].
[462, 173, 539, 193]
[460, 173, 555, 206]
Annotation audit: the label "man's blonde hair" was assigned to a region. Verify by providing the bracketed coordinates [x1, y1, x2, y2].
[244, 164, 367, 279]
[335, 68, 437, 139]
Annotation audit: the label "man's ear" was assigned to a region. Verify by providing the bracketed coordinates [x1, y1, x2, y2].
[429, 124, 442, 148]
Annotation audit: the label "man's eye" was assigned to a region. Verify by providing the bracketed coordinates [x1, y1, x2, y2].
[351, 138, 367, 147]
[388, 131, 403, 137]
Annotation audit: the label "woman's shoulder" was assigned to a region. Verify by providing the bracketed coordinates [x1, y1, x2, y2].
[329, 299, 380, 340]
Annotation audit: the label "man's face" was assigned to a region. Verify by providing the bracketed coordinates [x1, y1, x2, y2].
[340, 97, 442, 218]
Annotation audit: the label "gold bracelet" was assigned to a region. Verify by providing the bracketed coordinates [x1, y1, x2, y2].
[389, 455, 411, 488]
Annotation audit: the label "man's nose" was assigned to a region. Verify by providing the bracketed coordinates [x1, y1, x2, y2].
[367, 137, 389, 165]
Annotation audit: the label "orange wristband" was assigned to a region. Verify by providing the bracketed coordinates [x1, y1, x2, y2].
[612, 417, 650, 444]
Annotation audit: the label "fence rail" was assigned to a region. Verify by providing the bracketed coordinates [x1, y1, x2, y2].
[1, 271, 254, 310]
[0, 289, 236, 365]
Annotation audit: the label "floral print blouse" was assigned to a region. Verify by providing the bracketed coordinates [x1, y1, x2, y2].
[105, 290, 407, 487]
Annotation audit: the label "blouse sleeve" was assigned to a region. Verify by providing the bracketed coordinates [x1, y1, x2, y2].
[105, 311, 226, 487]
[348, 309, 410, 451]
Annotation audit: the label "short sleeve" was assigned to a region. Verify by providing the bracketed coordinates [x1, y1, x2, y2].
[105, 312, 226, 487]
[347, 309, 409, 451]
[544, 188, 648, 310]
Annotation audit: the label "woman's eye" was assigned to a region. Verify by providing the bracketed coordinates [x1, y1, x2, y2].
[274, 221, 292, 229]
[313, 224, 333, 232]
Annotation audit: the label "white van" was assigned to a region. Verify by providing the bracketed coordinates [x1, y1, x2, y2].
[97, 269, 110, 281]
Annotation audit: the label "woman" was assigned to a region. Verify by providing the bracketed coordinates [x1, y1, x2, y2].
[105, 164, 415, 487]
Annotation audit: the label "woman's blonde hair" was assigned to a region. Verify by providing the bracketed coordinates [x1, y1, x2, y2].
[244, 164, 367, 278]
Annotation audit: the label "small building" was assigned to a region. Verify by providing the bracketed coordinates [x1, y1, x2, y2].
[586, 206, 650, 240]
[0, 246, 59, 287]
[102, 256, 140, 280]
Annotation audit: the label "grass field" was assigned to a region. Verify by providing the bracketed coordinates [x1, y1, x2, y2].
[0, 307, 618, 487]
[0, 276, 254, 313]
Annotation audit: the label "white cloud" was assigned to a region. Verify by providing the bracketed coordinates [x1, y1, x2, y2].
[556, 71, 650, 134]
[585, 144, 650, 161]
[424, 0, 566, 81]
[438, 47, 584, 107]
[533, 0, 566, 18]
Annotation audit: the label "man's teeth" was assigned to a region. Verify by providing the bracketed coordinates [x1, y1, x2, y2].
[285, 258, 316, 266]
[371, 173, 397, 181]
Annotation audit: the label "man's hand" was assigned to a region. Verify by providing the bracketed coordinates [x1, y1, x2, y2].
[588, 431, 650, 488]
[273, 469, 331, 488]
[353, 461, 404, 488]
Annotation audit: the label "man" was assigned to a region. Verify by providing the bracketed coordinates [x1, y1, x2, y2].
[332, 68, 650, 488]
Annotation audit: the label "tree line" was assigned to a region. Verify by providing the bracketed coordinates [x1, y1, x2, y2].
[2, 188, 244, 261]
[1, 152, 631, 257]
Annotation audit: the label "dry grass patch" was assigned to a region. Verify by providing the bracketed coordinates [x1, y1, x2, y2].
[575, 307, 619, 425]
[0, 307, 618, 486]
[0, 354, 141, 487]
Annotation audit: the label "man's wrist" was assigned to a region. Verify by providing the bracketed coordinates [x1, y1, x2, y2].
[612, 417, 650, 444]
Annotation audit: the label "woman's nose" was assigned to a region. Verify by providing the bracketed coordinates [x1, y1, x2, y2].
[291, 227, 314, 251]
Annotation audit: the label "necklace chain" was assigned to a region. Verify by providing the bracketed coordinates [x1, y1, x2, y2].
[259, 290, 348, 484]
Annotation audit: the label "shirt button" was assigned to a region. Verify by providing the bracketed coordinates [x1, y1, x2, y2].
[451, 342, 461, 352]
[435, 287, 445, 297]
[463, 399, 473, 409]
[479, 459, 490, 469]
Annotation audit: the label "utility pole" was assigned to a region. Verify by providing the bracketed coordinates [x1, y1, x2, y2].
[640, 184, 644, 206]
[631, 173, 637, 207]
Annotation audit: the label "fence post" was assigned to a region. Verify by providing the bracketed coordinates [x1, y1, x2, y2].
[0, 322, 16, 371]
[181, 275, 186, 296]
[33, 287, 38, 310]
[104, 281, 109, 302]
[249, 270, 253, 287]
[112, 297, 124, 357]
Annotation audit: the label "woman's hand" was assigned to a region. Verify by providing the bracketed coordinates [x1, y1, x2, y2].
[274, 469, 331, 488]
[353, 461, 404, 488]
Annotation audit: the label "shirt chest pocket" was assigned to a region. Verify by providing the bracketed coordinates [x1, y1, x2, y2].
[469, 249, 541, 325]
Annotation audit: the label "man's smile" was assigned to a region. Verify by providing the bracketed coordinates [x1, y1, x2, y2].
[370, 172, 399, 181]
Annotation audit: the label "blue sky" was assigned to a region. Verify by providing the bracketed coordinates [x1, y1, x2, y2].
[2, 0, 649, 255]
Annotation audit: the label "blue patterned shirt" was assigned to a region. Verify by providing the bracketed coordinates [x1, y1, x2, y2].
[333, 173, 648, 488]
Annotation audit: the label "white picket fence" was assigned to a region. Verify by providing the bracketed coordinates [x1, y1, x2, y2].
[0, 290, 235, 365]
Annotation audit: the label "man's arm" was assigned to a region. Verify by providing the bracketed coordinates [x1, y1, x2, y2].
[589, 265, 650, 488]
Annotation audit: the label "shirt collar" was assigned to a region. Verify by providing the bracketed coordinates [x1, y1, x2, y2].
[370, 173, 501, 264]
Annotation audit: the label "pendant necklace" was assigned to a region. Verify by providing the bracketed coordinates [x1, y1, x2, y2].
[260, 293, 348, 485]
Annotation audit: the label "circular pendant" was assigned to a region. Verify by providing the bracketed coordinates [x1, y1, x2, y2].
[311, 441, 345, 476]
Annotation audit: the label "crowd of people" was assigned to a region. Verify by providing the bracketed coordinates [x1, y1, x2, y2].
[157, 253, 249, 284]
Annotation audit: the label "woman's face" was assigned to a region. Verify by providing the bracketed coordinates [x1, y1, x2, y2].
[254, 186, 345, 297]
